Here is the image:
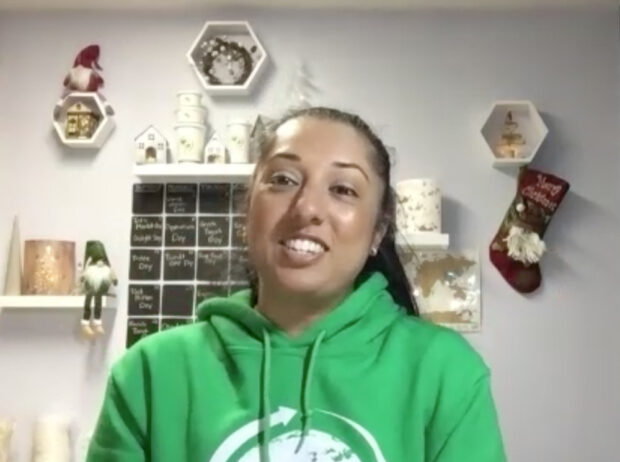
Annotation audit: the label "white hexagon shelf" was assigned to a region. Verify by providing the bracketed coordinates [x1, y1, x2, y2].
[52, 92, 115, 149]
[481, 100, 548, 168]
[187, 21, 267, 96]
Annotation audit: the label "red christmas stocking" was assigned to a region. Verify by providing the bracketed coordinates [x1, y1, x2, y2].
[489, 167, 570, 293]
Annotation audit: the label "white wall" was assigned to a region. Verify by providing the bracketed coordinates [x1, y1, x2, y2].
[0, 7, 618, 461]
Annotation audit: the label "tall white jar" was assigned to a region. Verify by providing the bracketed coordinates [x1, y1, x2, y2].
[226, 119, 251, 163]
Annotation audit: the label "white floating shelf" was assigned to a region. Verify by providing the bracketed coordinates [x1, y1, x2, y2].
[395, 232, 450, 250]
[133, 163, 255, 183]
[52, 92, 115, 149]
[187, 21, 268, 96]
[0, 295, 116, 310]
[480, 100, 548, 168]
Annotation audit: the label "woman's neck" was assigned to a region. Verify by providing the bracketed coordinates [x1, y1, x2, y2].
[255, 283, 351, 336]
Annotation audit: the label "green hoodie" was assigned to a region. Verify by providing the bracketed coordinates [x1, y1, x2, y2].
[87, 272, 506, 462]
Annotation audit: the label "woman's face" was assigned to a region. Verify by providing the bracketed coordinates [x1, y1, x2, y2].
[246, 117, 385, 300]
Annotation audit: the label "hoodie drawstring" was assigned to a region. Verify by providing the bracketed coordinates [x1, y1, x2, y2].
[260, 329, 326, 460]
[296, 330, 326, 453]
[261, 329, 272, 462]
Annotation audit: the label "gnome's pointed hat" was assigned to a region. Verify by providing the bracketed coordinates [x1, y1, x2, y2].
[73, 44, 102, 70]
[84, 240, 111, 266]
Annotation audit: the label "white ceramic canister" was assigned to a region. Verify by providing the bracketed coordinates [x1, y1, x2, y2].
[176, 90, 203, 107]
[32, 415, 71, 462]
[226, 119, 251, 163]
[395, 179, 441, 234]
[175, 105, 207, 124]
[0, 418, 14, 462]
[174, 123, 207, 163]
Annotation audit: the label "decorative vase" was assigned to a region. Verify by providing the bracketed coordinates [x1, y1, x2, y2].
[226, 119, 251, 163]
[176, 90, 203, 107]
[22, 240, 75, 295]
[395, 179, 442, 234]
[174, 124, 207, 163]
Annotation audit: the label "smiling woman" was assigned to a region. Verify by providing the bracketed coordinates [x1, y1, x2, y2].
[244, 108, 419, 334]
[86, 107, 506, 462]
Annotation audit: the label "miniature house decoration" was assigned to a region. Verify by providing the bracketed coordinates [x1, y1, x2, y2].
[204, 132, 227, 163]
[135, 125, 168, 164]
[65, 102, 99, 139]
[52, 92, 115, 149]
[187, 21, 268, 95]
[481, 100, 548, 168]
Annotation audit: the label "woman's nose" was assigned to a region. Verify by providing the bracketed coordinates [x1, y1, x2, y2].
[289, 184, 324, 226]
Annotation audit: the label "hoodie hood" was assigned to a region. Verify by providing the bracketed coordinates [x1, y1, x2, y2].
[197, 271, 403, 351]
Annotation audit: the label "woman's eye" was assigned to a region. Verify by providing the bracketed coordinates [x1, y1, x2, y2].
[268, 173, 298, 186]
[331, 185, 358, 197]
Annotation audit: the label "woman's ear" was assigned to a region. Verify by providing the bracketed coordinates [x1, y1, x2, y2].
[371, 221, 388, 254]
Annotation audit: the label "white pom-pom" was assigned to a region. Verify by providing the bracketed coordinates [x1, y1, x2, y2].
[503, 225, 546, 264]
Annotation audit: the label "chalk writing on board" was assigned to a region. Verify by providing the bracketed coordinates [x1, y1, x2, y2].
[165, 217, 196, 247]
[232, 216, 247, 247]
[198, 216, 229, 247]
[166, 184, 197, 214]
[197, 250, 228, 282]
[129, 249, 162, 280]
[131, 216, 163, 247]
[126, 318, 159, 348]
[164, 250, 196, 280]
[128, 284, 160, 316]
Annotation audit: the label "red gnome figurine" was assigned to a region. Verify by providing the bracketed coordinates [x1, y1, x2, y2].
[63, 44, 104, 93]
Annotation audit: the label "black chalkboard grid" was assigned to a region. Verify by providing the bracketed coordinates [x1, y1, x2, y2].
[127, 182, 251, 349]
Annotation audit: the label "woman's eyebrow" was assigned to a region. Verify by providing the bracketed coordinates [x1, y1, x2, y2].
[270, 152, 300, 162]
[269, 153, 369, 182]
[332, 161, 369, 182]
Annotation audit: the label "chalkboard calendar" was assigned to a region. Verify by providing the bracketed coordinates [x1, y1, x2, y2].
[127, 182, 250, 348]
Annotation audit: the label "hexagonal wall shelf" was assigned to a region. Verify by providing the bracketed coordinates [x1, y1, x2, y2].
[481, 100, 548, 168]
[53, 92, 115, 149]
[187, 21, 267, 96]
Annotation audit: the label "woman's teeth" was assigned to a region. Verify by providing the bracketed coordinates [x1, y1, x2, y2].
[284, 239, 326, 254]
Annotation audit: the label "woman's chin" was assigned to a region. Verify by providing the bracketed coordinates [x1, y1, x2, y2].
[272, 267, 329, 295]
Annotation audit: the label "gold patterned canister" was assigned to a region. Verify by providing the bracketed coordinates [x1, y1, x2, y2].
[395, 179, 442, 234]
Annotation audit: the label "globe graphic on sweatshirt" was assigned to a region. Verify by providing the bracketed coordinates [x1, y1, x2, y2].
[238, 430, 362, 462]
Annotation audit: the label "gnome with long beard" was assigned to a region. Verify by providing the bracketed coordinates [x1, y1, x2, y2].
[63, 44, 104, 93]
[80, 240, 117, 339]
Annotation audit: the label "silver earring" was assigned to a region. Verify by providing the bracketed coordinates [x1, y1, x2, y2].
[370, 247, 378, 256]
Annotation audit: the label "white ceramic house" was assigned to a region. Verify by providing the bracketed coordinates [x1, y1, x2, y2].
[204, 131, 227, 163]
[135, 125, 168, 164]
